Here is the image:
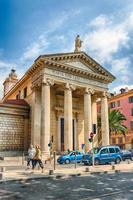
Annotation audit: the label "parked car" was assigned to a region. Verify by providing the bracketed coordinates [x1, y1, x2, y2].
[121, 150, 133, 161]
[57, 150, 84, 164]
[82, 145, 122, 165]
[129, 149, 133, 156]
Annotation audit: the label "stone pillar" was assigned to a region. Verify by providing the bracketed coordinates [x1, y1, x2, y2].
[101, 92, 110, 146]
[31, 88, 41, 146]
[84, 88, 94, 152]
[57, 117, 61, 152]
[64, 83, 75, 151]
[41, 78, 54, 154]
[92, 95, 98, 147]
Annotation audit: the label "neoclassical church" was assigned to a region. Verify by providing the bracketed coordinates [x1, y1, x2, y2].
[0, 36, 115, 156]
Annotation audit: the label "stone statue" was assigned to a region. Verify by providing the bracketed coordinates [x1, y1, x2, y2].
[74, 35, 83, 52]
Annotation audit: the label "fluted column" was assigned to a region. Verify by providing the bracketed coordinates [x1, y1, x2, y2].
[64, 83, 75, 151]
[101, 91, 110, 146]
[92, 95, 98, 147]
[84, 88, 94, 152]
[41, 78, 54, 154]
[31, 88, 41, 146]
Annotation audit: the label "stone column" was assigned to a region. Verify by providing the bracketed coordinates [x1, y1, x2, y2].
[101, 91, 110, 146]
[41, 78, 54, 154]
[92, 95, 98, 147]
[31, 88, 41, 146]
[84, 88, 94, 152]
[64, 83, 75, 151]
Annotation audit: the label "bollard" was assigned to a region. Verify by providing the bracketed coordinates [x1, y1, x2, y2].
[85, 167, 89, 172]
[0, 173, 3, 180]
[127, 160, 130, 164]
[53, 151, 56, 170]
[22, 152, 25, 166]
[49, 169, 54, 175]
[111, 164, 115, 170]
[74, 152, 77, 169]
[0, 167, 6, 172]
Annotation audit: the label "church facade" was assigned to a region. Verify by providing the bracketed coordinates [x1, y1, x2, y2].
[1, 38, 115, 155]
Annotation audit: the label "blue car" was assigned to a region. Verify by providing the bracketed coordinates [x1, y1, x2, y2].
[82, 145, 122, 165]
[121, 150, 133, 161]
[57, 151, 84, 164]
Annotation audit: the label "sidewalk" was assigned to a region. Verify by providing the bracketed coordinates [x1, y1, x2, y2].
[0, 161, 133, 183]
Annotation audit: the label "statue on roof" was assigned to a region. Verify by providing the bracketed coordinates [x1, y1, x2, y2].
[74, 35, 83, 52]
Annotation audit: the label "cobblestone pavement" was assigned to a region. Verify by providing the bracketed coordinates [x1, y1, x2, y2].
[0, 172, 133, 200]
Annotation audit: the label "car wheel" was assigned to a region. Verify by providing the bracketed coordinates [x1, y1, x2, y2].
[94, 159, 100, 165]
[65, 159, 70, 164]
[115, 157, 121, 164]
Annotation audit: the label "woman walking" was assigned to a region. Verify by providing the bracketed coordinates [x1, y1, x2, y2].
[32, 145, 44, 173]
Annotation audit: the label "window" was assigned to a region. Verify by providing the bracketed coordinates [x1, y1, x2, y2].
[129, 96, 133, 103]
[117, 100, 120, 107]
[23, 87, 27, 98]
[16, 94, 19, 99]
[16, 91, 21, 99]
[100, 148, 108, 154]
[115, 147, 120, 153]
[109, 148, 115, 153]
[110, 102, 115, 108]
[112, 138, 116, 144]
[131, 108, 133, 116]
[126, 136, 130, 143]
[118, 137, 123, 144]
[130, 121, 133, 130]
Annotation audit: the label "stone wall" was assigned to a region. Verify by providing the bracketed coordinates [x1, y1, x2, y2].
[0, 102, 30, 156]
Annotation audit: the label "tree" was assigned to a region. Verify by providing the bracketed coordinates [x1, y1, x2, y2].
[109, 109, 127, 135]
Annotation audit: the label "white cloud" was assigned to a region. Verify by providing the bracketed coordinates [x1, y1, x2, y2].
[111, 57, 131, 83]
[89, 15, 112, 28]
[0, 61, 16, 69]
[21, 35, 49, 62]
[83, 15, 130, 63]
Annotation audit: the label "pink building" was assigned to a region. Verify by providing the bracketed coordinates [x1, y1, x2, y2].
[108, 88, 133, 149]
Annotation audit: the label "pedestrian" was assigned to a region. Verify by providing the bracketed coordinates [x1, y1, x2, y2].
[32, 145, 44, 173]
[27, 144, 36, 169]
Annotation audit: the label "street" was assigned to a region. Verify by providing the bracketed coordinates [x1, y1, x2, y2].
[0, 172, 133, 200]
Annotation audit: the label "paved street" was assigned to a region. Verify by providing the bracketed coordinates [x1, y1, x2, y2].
[0, 172, 133, 200]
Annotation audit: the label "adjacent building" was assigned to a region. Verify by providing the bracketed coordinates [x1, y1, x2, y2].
[109, 88, 133, 149]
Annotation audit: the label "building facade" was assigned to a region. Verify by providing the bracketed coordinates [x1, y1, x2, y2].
[109, 89, 133, 149]
[1, 40, 115, 155]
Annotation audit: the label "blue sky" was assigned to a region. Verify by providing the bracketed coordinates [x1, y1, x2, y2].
[0, 0, 133, 98]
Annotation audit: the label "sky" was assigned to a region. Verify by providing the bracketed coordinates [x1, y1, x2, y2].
[0, 0, 133, 98]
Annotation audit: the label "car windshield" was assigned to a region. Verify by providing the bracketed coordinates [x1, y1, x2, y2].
[88, 147, 101, 154]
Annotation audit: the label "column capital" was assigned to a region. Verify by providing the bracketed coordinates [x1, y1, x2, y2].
[101, 91, 111, 98]
[64, 82, 76, 91]
[31, 83, 40, 91]
[42, 77, 54, 86]
[85, 88, 94, 95]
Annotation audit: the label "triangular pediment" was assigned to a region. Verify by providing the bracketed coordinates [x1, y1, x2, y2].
[64, 61, 95, 73]
[40, 51, 115, 81]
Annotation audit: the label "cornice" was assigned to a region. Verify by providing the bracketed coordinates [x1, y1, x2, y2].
[39, 51, 115, 80]
[41, 58, 113, 83]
